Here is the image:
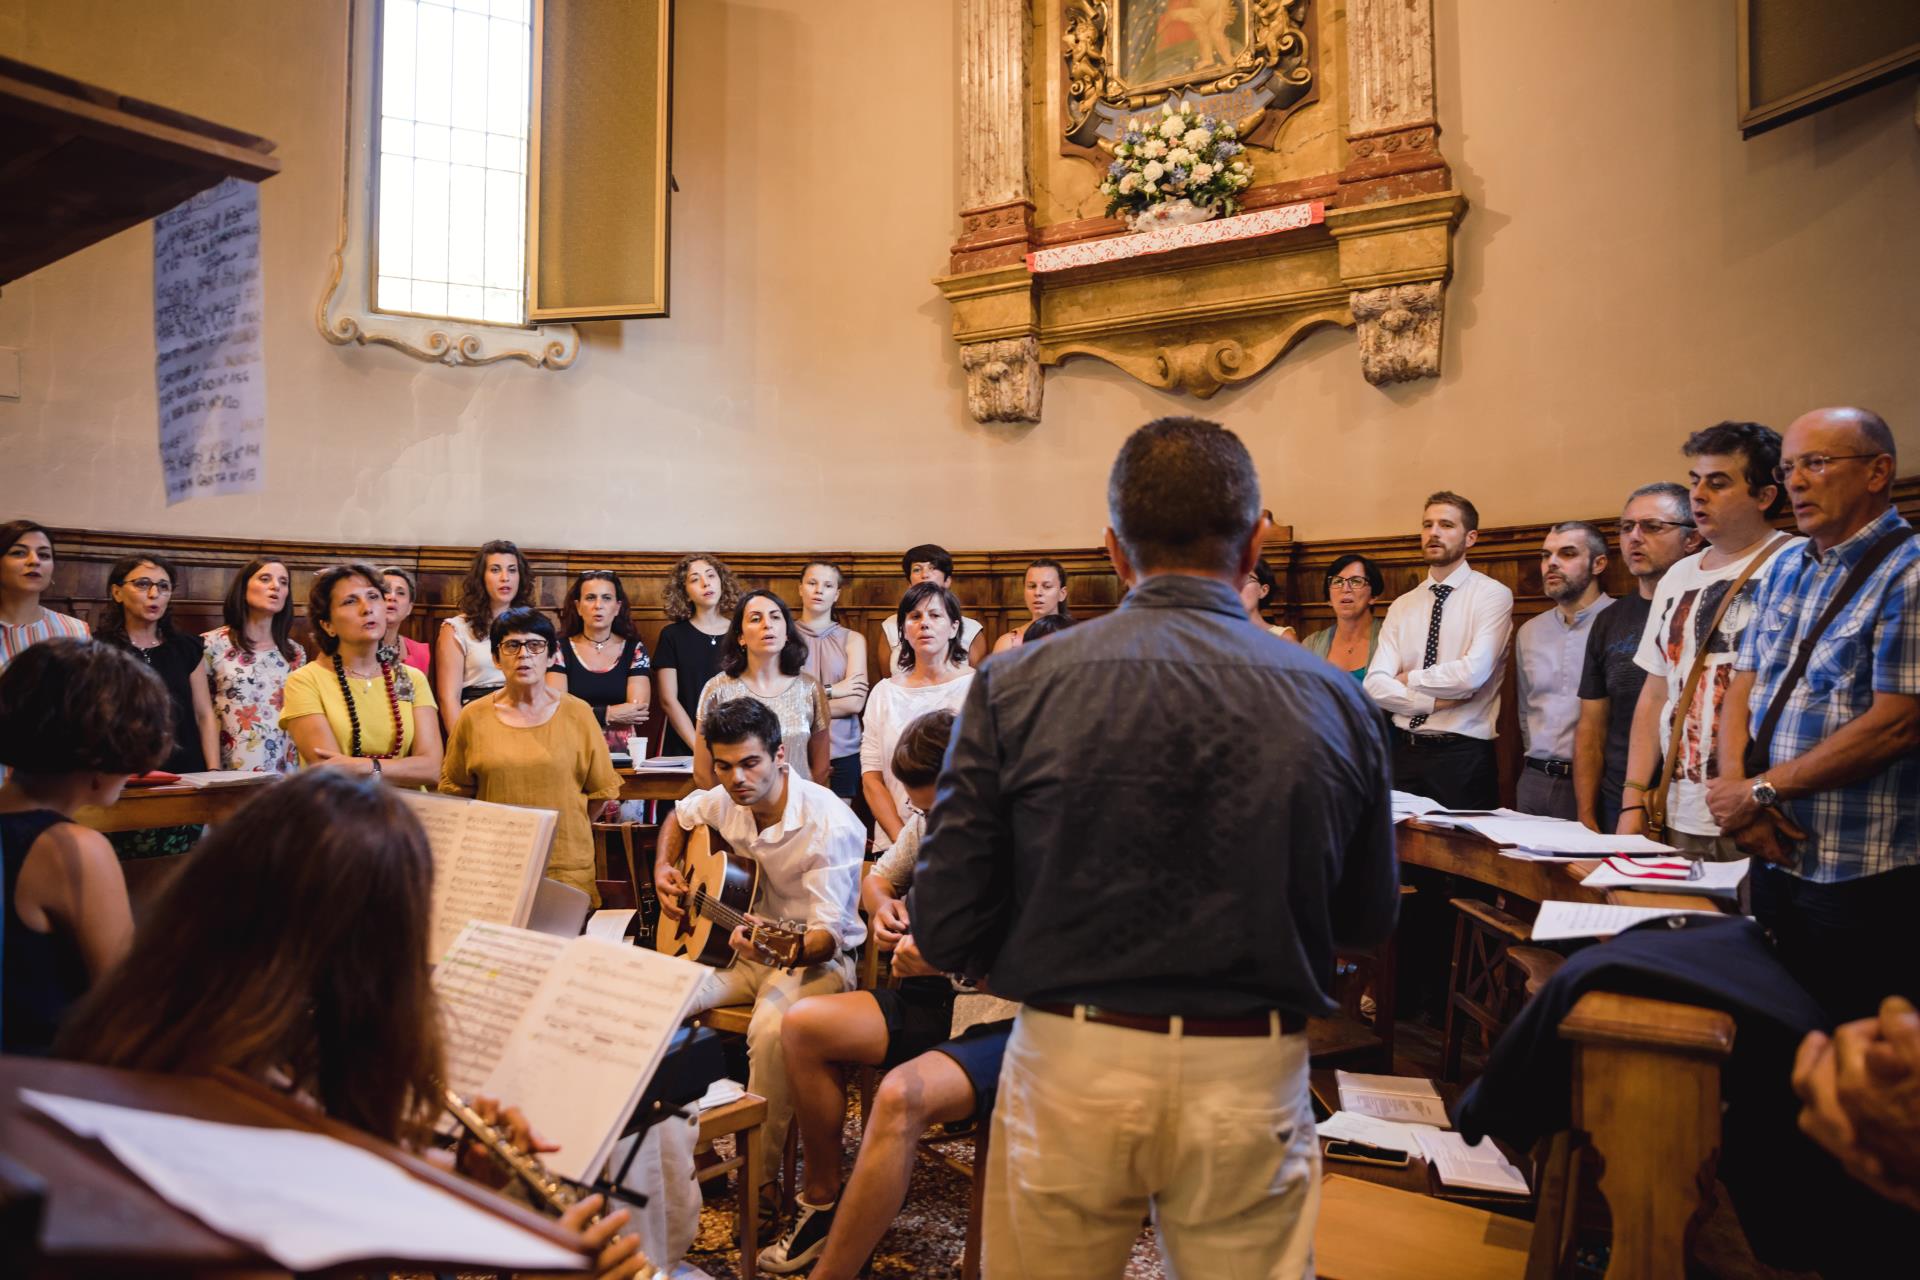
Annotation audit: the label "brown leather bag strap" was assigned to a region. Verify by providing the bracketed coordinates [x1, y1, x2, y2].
[1651, 534, 1792, 823]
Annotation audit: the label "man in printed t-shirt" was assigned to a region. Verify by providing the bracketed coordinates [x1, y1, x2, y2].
[1618, 421, 1802, 859]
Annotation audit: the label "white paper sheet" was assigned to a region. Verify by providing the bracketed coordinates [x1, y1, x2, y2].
[1528, 900, 1723, 941]
[1334, 1072, 1451, 1127]
[1316, 1110, 1439, 1153]
[1390, 790, 1444, 823]
[638, 756, 694, 771]
[171, 770, 278, 790]
[152, 178, 267, 505]
[401, 792, 557, 964]
[21, 1090, 583, 1273]
[1581, 857, 1749, 895]
[1423, 811, 1680, 857]
[585, 909, 638, 943]
[434, 922, 570, 1101]
[1413, 1129, 1530, 1195]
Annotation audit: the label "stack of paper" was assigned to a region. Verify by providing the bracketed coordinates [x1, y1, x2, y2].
[1334, 1072, 1451, 1127]
[1391, 791, 1444, 824]
[1529, 899, 1724, 941]
[1581, 857, 1748, 896]
[1413, 1129, 1530, 1195]
[172, 770, 279, 790]
[637, 755, 694, 771]
[1316, 1110, 1438, 1153]
[1421, 811, 1680, 859]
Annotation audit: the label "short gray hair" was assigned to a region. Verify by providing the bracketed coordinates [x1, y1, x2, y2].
[1548, 520, 1608, 563]
[1625, 481, 1691, 525]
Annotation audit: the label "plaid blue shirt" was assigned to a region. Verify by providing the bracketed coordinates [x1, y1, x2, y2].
[1736, 506, 1920, 883]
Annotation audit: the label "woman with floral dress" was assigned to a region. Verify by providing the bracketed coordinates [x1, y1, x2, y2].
[202, 559, 305, 773]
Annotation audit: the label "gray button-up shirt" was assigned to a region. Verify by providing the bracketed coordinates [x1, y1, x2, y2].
[909, 573, 1400, 1019]
[1515, 595, 1614, 761]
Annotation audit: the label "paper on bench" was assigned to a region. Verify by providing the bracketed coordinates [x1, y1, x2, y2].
[1581, 857, 1749, 895]
[21, 1090, 584, 1273]
[1413, 1129, 1530, 1195]
[1529, 900, 1721, 941]
[1423, 811, 1679, 858]
[1316, 1110, 1439, 1153]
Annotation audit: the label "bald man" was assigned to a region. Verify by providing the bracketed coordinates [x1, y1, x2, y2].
[1710, 407, 1920, 1022]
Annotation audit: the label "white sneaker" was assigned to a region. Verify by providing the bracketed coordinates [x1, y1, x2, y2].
[757, 1197, 837, 1274]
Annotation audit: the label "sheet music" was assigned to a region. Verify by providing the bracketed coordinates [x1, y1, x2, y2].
[1334, 1072, 1451, 1127]
[1529, 900, 1721, 941]
[172, 770, 278, 790]
[1423, 811, 1680, 857]
[1316, 1110, 1438, 1153]
[21, 1090, 582, 1273]
[479, 937, 706, 1183]
[584, 909, 637, 943]
[401, 792, 557, 963]
[433, 922, 568, 1100]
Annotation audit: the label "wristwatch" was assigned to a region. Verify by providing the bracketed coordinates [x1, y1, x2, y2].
[1750, 777, 1777, 807]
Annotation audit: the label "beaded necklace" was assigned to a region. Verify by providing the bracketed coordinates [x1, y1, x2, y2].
[333, 651, 405, 759]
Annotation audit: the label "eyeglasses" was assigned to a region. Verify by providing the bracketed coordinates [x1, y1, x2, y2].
[120, 578, 173, 595]
[498, 639, 550, 656]
[1328, 576, 1373, 591]
[1617, 519, 1695, 536]
[1773, 453, 1880, 483]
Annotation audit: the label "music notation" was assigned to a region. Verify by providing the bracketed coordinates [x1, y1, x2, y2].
[400, 792, 558, 963]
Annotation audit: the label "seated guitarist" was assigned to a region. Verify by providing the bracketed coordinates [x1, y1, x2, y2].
[652, 697, 865, 1218]
[758, 708, 1017, 1276]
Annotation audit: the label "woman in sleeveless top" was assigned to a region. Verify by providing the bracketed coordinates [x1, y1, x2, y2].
[694, 590, 831, 787]
[0, 638, 173, 1054]
[991, 558, 1073, 655]
[0, 520, 90, 675]
[548, 571, 651, 755]
[795, 560, 868, 800]
[435, 539, 536, 736]
[653, 554, 740, 758]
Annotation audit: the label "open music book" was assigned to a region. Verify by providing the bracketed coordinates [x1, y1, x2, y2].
[434, 922, 707, 1184]
[398, 791, 558, 965]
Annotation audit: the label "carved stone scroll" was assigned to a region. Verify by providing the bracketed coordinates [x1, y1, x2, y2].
[961, 337, 1044, 422]
[1351, 282, 1442, 385]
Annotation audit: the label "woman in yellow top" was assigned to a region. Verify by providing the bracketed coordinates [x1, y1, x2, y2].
[280, 563, 443, 788]
[440, 607, 621, 903]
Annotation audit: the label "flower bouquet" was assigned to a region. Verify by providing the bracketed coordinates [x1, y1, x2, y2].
[1100, 100, 1253, 233]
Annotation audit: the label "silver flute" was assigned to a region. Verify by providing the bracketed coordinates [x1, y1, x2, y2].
[441, 1085, 596, 1222]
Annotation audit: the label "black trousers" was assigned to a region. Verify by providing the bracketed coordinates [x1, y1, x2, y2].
[1390, 733, 1499, 810]
[1752, 861, 1920, 1023]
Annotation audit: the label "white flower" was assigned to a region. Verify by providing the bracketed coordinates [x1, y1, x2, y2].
[1143, 138, 1167, 158]
[1168, 147, 1194, 167]
[1183, 127, 1211, 150]
[1118, 173, 1139, 194]
[1190, 162, 1215, 183]
[1143, 160, 1165, 182]
[1232, 160, 1250, 172]
[1159, 116, 1183, 139]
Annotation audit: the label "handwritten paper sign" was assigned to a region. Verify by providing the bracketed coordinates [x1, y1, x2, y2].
[153, 178, 267, 505]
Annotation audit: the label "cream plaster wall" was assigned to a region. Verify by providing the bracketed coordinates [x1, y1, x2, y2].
[1, 0, 1916, 551]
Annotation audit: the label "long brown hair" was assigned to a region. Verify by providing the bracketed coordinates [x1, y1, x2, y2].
[221, 558, 300, 663]
[96, 552, 182, 643]
[57, 771, 445, 1146]
[458, 540, 535, 636]
[560, 570, 639, 641]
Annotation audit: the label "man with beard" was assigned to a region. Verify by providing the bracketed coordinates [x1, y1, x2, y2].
[1574, 483, 1704, 831]
[1513, 522, 1613, 818]
[1365, 491, 1515, 808]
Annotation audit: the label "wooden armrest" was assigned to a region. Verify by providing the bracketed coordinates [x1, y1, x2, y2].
[1559, 991, 1734, 1058]
[1503, 946, 1564, 997]
[1447, 897, 1531, 942]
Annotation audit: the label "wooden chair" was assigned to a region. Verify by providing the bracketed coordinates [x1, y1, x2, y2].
[1316, 991, 1734, 1279]
[694, 1091, 768, 1280]
[689, 1005, 799, 1219]
[1440, 897, 1533, 1082]
[1309, 883, 1415, 1071]
[591, 821, 657, 930]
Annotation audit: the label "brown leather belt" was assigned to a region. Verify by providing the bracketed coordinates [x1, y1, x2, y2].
[1030, 1002, 1305, 1037]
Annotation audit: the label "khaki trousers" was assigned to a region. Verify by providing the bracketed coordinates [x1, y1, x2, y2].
[689, 952, 853, 1162]
[984, 1006, 1320, 1280]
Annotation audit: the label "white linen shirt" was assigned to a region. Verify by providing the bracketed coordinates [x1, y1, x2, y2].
[859, 672, 976, 849]
[1364, 561, 1515, 740]
[673, 771, 867, 952]
[1515, 596, 1614, 761]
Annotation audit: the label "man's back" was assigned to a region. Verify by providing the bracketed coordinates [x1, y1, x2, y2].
[911, 573, 1399, 1019]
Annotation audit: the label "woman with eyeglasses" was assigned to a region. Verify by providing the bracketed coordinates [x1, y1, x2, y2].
[201, 559, 306, 774]
[440, 607, 621, 902]
[1238, 556, 1297, 641]
[435, 540, 536, 737]
[281, 564, 443, 789]
[378, 566, 432, 676]
[0, 521, 90, 676]
[1302, 555, 1384, 682]
[547, 571, 651, 756]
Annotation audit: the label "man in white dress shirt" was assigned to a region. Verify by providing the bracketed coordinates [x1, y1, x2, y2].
[1364, 491, 1516, 809]
[1514, 522, 1613, 818]
[653, 697, 866, 1203]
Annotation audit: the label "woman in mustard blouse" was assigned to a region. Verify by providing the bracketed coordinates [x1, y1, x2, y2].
[439, 607, 620, 902]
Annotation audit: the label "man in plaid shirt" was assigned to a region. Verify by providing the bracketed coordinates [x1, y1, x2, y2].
[1711, 407, 1920, 1022]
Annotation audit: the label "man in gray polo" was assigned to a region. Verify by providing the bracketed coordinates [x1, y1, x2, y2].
[1514, 521, 1613, 817]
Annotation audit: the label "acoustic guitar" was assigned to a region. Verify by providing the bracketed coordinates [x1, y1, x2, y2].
[656, 825, 806, 969]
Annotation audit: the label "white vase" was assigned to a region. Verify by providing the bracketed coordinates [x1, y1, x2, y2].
[1128, 198, 1219, 233]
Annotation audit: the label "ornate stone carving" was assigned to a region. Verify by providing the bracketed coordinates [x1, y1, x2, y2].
[960, 337, 1043, 423]
[1351, 282, 1442, 385]
[961, 0, 1032, 209]
[1062, 0, 1314, 148]
[1345, 0, 1435, 137]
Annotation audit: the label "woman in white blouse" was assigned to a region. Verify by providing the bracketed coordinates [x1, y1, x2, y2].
[861, 582, 974, 851]
[434, 539, 535, 735]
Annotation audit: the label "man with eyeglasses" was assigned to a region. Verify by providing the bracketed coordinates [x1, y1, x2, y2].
[1574, 484, 1703, 831]
[1513, 522, 1614, 819]
[1618, 422, 1802, 859]
[1705, 407, 1920, 1022]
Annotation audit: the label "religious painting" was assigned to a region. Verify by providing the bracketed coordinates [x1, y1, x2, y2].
[1120, 0, 1251, 91]
[1063, 0, 1316, 152]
